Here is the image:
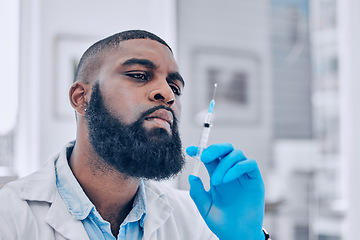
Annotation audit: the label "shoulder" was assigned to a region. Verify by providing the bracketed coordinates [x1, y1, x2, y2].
[0, 157, 59, 239]
[0, 177, 34, 217]
[0, 156, 58, 216]
[0, 174, 36, 202]
[0, 157, 57, 201]
[0, 178, 39, 238]
[0, 159, 54, 210]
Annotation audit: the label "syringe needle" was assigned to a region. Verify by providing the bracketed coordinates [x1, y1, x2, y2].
[192, 83, 218, 175]
[212, 83, 218, 100]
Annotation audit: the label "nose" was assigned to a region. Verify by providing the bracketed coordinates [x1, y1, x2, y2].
[148, 83, 175, 107]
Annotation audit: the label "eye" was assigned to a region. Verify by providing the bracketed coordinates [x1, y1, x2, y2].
[170, 84, 181, 96]
[125, 72, 149, 81]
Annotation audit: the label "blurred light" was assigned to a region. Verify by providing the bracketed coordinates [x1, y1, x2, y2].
[0, 0, 20, 135]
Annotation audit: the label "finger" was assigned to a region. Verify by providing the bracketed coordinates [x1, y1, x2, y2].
[188, 175, 211, 218]
[186, 146, 198, 157]
[186, 146, 218, 179]
[222, 159, 262, 184]
[201, 143, 234, 164]
[210, 149, 246, 186]
[187, 144, 235, 178]
[201, 143, 234, 177]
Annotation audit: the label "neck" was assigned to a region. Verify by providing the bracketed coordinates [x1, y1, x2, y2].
[69, 137, 141, 236]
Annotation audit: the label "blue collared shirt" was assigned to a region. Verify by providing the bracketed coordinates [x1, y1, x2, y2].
[55, 142, 147, 240]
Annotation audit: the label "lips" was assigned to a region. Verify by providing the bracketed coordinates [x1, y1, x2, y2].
[144, 108, 174, 127]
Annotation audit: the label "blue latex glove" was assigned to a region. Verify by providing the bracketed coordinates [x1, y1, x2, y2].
[186, 143, 265, 240]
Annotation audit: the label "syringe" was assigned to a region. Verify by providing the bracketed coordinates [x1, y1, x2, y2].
[192, 83, 218, 175]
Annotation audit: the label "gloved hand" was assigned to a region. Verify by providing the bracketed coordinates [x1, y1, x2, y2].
[186, 143, 265, 240]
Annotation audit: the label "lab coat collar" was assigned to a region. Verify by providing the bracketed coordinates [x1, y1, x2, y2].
[143, 182, 173, 239]
[19, 145, 89, 240]
[45, 192, 89, 239]
[20, 142, 73, 203]
[20, 152, 59, 203]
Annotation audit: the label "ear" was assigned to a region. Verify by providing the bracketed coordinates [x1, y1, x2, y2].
[69, 82, 90, 116]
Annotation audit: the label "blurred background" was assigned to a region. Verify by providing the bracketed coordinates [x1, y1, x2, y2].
[1, 0, 360, 239]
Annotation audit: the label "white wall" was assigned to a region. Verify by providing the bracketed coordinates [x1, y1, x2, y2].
[15, 0, 177, 177]
[338, 0, 360, 239]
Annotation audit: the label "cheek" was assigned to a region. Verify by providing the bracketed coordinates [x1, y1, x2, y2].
[114, 100, 150, 125]
[102, 92, 143, 124]
[118, 107, 141, 125]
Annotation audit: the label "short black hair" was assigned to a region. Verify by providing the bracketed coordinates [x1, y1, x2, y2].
[74, 30, 173, 83]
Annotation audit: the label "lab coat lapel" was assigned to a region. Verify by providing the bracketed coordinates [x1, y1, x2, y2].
[20, 154, 58, 203]
[45, 192, 89, 240]
[20, 153, 89, 240]
[143, 183, 173, 240]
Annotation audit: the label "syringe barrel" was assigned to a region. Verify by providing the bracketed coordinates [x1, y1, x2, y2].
[196, 112, 213, 156]
[196, 125, 211, 158]
[199, 126, 211, 148]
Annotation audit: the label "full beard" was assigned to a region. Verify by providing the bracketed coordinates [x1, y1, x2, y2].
[84, 82, 185, 180]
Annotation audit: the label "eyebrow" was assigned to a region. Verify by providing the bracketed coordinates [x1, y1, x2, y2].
[167, 72, 185, 87]
[122, 58, 185, 87]
[122, 58, 157, 69]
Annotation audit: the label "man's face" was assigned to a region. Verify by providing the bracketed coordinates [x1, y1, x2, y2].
[84, 39, 185, 180]
[96, 38, 183, 128]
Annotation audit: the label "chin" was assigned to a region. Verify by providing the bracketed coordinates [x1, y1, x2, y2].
[146, 128, 172, 140]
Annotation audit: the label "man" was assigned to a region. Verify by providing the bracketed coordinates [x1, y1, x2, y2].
[0, 30, 269, 240]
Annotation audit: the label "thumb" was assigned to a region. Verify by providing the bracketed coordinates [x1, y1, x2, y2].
[188, 175, 211, 218]
[186, 146, 198, 157]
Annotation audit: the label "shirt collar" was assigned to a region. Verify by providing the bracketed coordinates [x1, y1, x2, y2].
[55, 141, 93, 220]
[55, 141, 147, 223]
[123, 179, 147, 227]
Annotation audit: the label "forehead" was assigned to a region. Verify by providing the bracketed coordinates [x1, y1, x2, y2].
[103, 38, 178, 70]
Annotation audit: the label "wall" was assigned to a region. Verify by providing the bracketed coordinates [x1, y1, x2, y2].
[15, 0, 176, 177]
[176, 0, 272, 190]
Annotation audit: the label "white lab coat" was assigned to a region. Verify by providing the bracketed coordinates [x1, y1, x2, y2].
[0, 147, 217, 240]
